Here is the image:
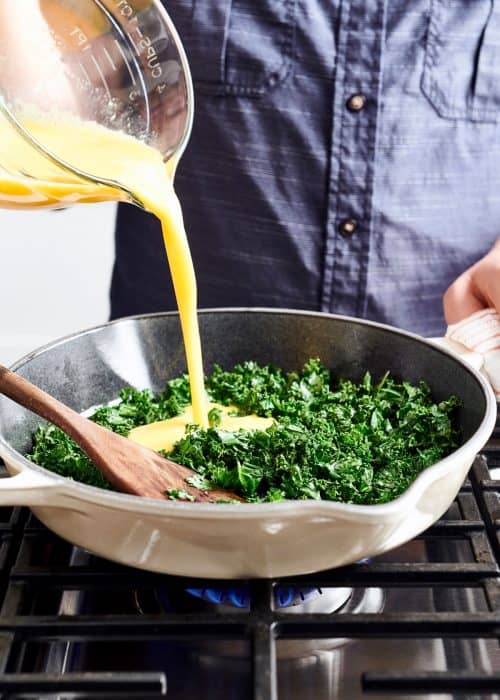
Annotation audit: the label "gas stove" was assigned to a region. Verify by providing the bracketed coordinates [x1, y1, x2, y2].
[0, 422, 500, 699]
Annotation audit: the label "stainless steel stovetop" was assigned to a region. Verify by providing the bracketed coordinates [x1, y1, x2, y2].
[0, 422, 499, 699]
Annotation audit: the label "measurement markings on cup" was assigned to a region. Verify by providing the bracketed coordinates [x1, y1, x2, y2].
[90, 54, 112, 99]
[103, 47, 117, 72]
[114, 40, 137, 85]
[113, 0, 163, 80]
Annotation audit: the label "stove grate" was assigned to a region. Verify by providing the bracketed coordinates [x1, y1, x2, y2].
[0, 672, 166, 697]
[362, 671, 500, 694]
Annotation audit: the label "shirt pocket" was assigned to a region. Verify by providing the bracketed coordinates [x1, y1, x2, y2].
[174, 0, 296, 97]
[422, 0, 500, 122]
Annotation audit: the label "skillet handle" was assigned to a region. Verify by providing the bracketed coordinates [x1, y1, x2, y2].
[0, 468, 64, 506]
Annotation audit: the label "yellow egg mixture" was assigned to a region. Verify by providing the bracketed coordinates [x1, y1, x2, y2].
[0, 113, 270, 445]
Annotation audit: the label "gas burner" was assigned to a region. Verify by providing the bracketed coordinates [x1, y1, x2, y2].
[199, 587, 384, 660]
[134, 584, 353, 615]
[134, 585, 384, 659]
[184, 585, 340, 610]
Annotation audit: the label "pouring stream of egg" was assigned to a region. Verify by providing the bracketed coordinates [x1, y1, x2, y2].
[0, 115, 269, 442]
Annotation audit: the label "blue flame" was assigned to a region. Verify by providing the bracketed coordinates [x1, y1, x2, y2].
[185, 586, 321, 609]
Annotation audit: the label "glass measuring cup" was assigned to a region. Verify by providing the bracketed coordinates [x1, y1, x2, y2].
[0, 0, 194, 208]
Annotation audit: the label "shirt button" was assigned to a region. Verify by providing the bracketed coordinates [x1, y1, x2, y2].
[346, 94, 366, 112]
[339, 218, 358, 236]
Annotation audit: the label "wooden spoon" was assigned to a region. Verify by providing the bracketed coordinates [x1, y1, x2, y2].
[0, 365, 243, 503]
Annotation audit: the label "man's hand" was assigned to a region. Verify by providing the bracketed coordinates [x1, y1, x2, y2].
[444, 239, 500, 324]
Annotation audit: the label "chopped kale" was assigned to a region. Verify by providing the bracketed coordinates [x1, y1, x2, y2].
[29, 359, 461, 505]
[208, 407, 222, 427]
[166, 488, 195, 502]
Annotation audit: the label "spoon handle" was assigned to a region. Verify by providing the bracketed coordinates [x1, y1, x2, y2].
[0, 364, 95, 446]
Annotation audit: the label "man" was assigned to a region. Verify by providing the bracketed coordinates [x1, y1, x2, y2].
[110, 0, 500, 337]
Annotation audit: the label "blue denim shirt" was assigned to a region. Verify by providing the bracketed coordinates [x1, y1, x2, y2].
[110, 0, 500, 337]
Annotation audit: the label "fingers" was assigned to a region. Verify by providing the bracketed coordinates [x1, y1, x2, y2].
[477, 270, 500, 317]
[443, 240, 500, 325]
[443, 270, 486, 325]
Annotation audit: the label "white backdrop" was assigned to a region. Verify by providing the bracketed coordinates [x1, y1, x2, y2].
[0, 203, 116, 365]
